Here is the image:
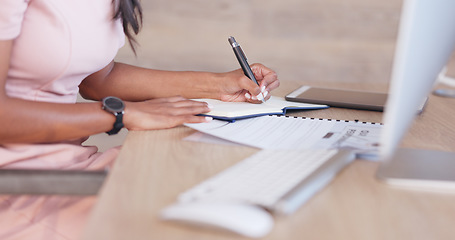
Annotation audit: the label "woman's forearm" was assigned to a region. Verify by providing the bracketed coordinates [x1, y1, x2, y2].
[80, 61, 226, 101]
[0, 98, 113, 144]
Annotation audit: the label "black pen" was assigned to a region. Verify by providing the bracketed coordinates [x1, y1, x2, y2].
[228, 36, 265, 102]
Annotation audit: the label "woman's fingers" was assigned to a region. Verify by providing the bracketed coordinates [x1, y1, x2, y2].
[123, 97, 212, 130]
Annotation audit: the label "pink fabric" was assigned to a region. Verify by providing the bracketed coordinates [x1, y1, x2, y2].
[0, 147, 119, 240]
[0, 0, 125, 239]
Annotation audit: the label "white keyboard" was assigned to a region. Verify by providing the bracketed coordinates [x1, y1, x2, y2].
[178, 149, 354, 215]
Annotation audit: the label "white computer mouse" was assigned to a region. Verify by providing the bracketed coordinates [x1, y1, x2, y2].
[160, 201, 274, 238]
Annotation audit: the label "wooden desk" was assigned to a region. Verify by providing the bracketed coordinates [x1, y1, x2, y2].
[83, 82, 455, 240]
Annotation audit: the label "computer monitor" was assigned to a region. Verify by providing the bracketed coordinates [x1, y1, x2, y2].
[377, 0, 455, 188]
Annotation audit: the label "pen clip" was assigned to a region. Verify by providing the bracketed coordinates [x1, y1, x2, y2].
[238, 45, 248, 61]
[229, 36, 248, 61]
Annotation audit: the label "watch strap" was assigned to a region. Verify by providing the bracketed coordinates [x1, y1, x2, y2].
[106, 112, 124, 135]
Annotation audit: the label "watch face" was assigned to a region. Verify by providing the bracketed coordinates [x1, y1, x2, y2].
[103, 97, 125, 112]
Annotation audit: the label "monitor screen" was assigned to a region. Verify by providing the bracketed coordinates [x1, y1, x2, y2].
[380, 0, 455, 160]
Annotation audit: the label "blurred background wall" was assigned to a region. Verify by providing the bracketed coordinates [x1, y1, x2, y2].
[115, 0, 403, 83]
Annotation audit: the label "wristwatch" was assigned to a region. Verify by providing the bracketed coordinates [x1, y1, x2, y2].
[102, 96, 125, 135]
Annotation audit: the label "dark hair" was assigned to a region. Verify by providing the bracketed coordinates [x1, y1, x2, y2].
[113, 0, 143, 54]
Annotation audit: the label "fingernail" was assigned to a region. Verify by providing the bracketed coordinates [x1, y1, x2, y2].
[207, 104, 214, 110]
[205, 117, 213, 122]
[263, 90, 269, 98]
[261, 86, 266, 92]
[245, 92, 251, 99]
[256, 93, 264, 101]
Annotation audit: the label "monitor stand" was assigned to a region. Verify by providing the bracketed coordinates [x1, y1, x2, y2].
[433, 88, 455, 98]
[434, 67, 455, 98]
[376, 148, 455, 191]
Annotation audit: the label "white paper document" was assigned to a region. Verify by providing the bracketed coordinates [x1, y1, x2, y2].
[185, 115, 382, 156]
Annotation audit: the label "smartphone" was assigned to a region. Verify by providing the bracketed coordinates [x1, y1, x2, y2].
[285, 86, 389, 111]
[0, 169, 107, 195]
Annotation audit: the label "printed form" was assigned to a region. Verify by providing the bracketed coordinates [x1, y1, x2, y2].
[185, 115, 382, 157]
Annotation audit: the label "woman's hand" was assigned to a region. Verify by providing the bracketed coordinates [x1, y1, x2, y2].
[123, 96, 212, 131]
[218, 63, 279, 103]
